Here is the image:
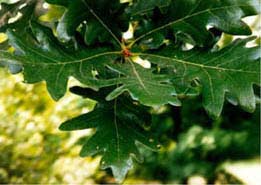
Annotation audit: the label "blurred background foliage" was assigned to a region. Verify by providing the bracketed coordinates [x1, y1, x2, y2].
[0, 70, 103, 183]
[0, 1, 260, 184]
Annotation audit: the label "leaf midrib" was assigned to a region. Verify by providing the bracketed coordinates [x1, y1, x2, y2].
[128, 4, 256, 47]
[137, 53, 259, 74]
[0, 50, 122, 65]
[1, 49, 258, 75]
[113, 98, 120, 162]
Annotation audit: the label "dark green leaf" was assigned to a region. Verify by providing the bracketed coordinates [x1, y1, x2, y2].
[60, 87, 159, 182]
[129, 0, 260, 47]
[126, 0, 171, 16]
[0, 22, 120, 100]
[106, 60, 181, 107]
[0, 1, 260, 182]
[138, 38, 260, 118]
[47, 0, 129, 44]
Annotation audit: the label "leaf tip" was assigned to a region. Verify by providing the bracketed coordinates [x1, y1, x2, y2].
[58, 121, 69, 131]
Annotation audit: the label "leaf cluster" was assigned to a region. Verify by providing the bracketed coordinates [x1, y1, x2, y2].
[0, 0, 260, 182]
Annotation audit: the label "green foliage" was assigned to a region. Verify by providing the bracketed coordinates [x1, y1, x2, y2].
[0, 22, 119, 100]
[48, 0, 129, 44]
[129, 0, 259, 47]
[143, 38, 260, 117]
[0, 0, 260, 182]
[60, 87, 159, 182]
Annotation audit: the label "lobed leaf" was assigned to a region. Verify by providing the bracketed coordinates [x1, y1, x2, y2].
[106, 59, 181, 107]
[60, 87, 159, 182]
[137, 38, 260, 118]
[129, 0, 260, 47]
[0, 0, 260, 182]
[46, 0, 129, 45]
[0, 22, 120, 100]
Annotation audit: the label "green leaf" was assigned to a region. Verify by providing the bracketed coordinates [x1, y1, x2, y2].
[47, 0, 129, 44]
[138, 37, 260, 118]
[126, 0, 171, 16]
[0, 0, 37, 73]
[105, 59, 181, 107]
[0, 22, 259, 118]
[129, 0, 260, 47]
[0, 22, 181, 106]
[0, 0, 260, 182]
[0, 0, 37, 33]
[60, 86, 159, 182]
[0, 22, 120, 100]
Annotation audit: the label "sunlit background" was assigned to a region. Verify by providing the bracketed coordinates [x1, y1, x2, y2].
[0, 1, 260, 184]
